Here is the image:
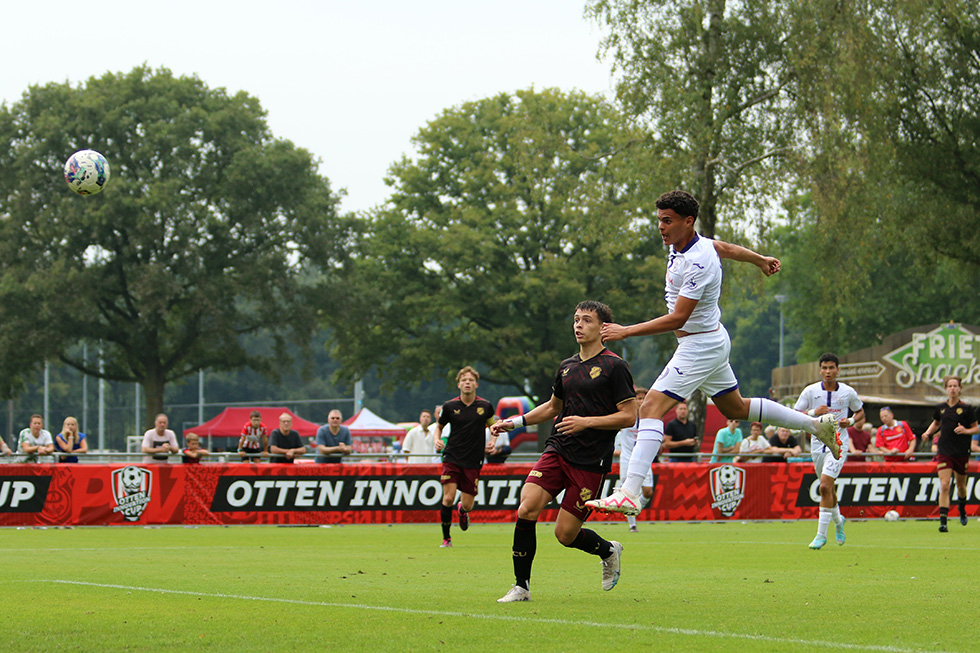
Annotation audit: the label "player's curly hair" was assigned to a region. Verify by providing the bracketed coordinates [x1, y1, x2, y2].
[656, 190, 699, 219]
[575, 300, 612, 323]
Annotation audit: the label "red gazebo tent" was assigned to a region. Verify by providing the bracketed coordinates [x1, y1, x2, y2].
[183, 407, 322, 439]
[342, 408, 406, 453]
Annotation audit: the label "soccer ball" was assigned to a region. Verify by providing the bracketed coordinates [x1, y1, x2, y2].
[884, 509, 900, 522]
[120, 465, 144, 489]
[64, 149, 110, 195]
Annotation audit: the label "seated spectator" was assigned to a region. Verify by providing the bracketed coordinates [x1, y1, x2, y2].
[403, 410, 437, 463]
[710, 419, 743, 463]
[269, 414, 307, 463]
[238, 410, 269, 463]
[314, 410, 353, 463]
[848, 422, 879, 459]
[1, 438, 11, 456]
[875, 407, 916, 461]
[18, 414, 54, 463]
[142, 413, 180, 464]
[762, 427, 802, 462]
[485, 427, 512, 463]
[182, 432, 210, 464]
[54, 416, 88, 463]
[734, 422, 770, 463]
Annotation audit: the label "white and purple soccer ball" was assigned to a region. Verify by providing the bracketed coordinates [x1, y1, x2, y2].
[64, 149, 110, 195]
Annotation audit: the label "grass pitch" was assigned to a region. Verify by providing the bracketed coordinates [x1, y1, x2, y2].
[1, 518, 974, 652]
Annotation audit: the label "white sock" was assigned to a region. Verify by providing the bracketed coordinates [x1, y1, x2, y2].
[817, 507, 832, 537]
[750, 398, 816, 434]
[627, 514, 637, 528]
[831, 504, 842, 525]
[622, 419, 662, 497]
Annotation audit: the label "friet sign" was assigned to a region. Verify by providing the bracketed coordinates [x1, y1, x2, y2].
[883, 324, 980, 389]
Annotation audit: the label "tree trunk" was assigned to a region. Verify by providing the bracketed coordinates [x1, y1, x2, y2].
[142, 373, 166, 434]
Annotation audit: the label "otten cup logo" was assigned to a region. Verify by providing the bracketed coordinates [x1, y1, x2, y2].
[709, 464, 745, 517]
[111, 465, 153, 521]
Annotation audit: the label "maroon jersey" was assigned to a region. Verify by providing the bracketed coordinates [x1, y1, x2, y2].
[933, 401, 978, 458]
[439, 396, 495, 469]
[544, 348, 635, 473]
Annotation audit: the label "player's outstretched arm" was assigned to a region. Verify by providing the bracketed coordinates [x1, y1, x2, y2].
[492, 396, 563, 436]
[713, 239, 780, 276]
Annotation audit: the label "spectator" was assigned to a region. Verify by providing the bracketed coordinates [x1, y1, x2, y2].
[141, 413, 180, 464]
[315, 409, 353, 463]
[875, 407, 916, 461]
[182, 432, 210, 464]
[402, 410, 437, 463]
[238, 410, 269, 463]
[848, 422, 879, 459]
[762, 427, 802, 462]
[663, 401, 698, 463]
[485, 427, 512, 463]
[54, 416, 88, 463]
[18, 414, 54, 463]
[734, 422, 770, 463]
[269, 413, 307, 463]
[710, 419, 742, 463]
[1, 437, 11, 456]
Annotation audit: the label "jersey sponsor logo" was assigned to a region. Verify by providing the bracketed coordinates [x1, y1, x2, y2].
[111, 466, 153, 522]
[590, 366, 601, 379]
[709, 465, 745, 517]
[0, 476, 50, 512]
[528, 470, 543, 478]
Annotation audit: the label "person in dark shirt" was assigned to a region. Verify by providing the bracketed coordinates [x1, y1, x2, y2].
[433, 366, 497, 548]
[268, 414, 307, 464]
[762, 427, 802, 463]
[920, 375, 979, 532]
[662, 401, 698, 462]
[491, 300, 637, 603]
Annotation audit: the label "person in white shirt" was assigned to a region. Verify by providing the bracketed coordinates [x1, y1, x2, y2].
[587, 190, 840, 516]
[794, 352, 864, 549]
[734, 422, 771, 463]
[141, 413, 180, 464]
[18, 414, 54, 463]
[402, 409, 437, 463]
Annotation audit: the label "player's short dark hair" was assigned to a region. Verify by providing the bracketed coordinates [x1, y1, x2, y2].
[249, 410, 261, 418]
[575, 300, 612, 323]
[818, 352, 839, 367]
[656, 190, 699, 219]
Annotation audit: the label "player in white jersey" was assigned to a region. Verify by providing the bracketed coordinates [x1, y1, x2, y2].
[586, 190, 841, 516]
[794, 352, 864, 549]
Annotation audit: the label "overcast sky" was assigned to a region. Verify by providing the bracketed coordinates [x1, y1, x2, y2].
[3, 1, 616, 214]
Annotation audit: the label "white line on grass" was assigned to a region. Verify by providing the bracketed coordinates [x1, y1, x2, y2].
[31, 579, 953, 653]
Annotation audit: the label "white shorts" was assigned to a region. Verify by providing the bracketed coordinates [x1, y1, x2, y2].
[652, 326, 738, 400]
[618, 431, 654, 487]
[811, 433, 848, 479]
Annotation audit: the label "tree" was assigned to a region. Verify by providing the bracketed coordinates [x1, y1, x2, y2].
[0, 66, 347, 428]
[323, 88, 662, 403]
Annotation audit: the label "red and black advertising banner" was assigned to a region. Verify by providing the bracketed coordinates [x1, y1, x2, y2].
[0, 461, 977, 527]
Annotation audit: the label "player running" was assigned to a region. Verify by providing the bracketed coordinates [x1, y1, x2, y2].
[586, 190, 840, 516]
[493, 301, 637, 602]
[794, 353, 864, 549]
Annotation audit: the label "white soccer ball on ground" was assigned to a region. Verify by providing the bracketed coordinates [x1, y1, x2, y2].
[884, 509, 900, 522]
[64, 149, 110, 195]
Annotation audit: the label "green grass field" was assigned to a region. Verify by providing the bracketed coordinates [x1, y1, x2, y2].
[1, 518, 974, 652]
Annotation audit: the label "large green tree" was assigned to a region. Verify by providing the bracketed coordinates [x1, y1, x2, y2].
[324, 88, 663, 403]
[0, 66, 346, 428]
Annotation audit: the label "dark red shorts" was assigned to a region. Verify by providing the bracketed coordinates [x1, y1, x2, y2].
[936, 454, 969, 476]
[525, 451, 605, 521]
[440, 462, 481, 496]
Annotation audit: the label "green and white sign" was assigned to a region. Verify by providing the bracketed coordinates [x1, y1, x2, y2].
[883, 323, 980, 390]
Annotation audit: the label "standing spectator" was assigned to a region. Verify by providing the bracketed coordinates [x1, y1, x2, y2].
[762, 427, 802, 462]
[238, 410, 269, 463]
[491, 300, 635, 602]
[433, 366, 497, 548]
[54, 416, 88, 463]
[141, 413, 180, 464]
[875, 407, 917, 461]
[734, 422, 771, 463]
[710, 419, 742, 463]
[919, 375, 979, 532]
[18, 414, 54, 462]
[181, 432, 210, 464]
[315, 409, 353, 463]
[613, 387, 652, 532]
[848, 422, 879, 459]
[402, 410, 437, 463]
[269, 414, 307, 463]
[662, 401, 698, 463]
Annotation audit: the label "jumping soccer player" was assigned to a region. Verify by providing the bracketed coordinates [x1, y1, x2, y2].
[794, 352, 864, 549]
[433, 366, 497, 548]
[493, 300, 637, 603]
[586, 190, 840, 516]
[919, 375, 978, 532]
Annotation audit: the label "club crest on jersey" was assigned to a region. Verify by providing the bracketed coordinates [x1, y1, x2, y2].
[477, 407, 485, 415]
[709, 465, 745, 517]
[590, 366, 601, 379]
[957, 407, 963, 414]
[111, 465, 153, 522]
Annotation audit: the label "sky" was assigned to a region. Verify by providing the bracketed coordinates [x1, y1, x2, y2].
[2, 1, 617, 214]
